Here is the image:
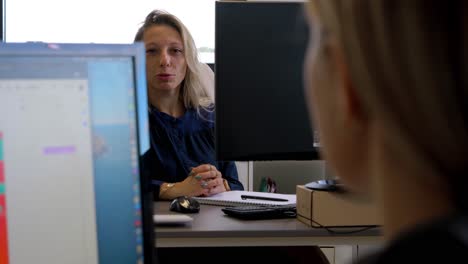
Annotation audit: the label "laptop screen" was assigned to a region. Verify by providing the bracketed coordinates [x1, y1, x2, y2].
[0, 43, 151, 264]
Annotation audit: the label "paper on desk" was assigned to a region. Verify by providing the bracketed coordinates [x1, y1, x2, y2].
[153, 214, 193, 225]
[193, 190, 296, 207]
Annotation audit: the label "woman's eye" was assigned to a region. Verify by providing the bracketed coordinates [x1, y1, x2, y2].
[146, 48, 157, 54]
[173, 48, 183, 54]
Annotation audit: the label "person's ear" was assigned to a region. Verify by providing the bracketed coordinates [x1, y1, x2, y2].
[331, 43, 367, 125]
[327, 43, 372, 194]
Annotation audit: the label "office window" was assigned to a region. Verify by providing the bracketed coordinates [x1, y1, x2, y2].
[5, 0, 215, 62]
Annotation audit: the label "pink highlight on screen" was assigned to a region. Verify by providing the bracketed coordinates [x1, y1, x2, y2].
[0, 132, 8, 264]
[134, 220, 141, 227]
[0, 195, 8, 264]
[0, 162, 3, 183]
[43, 145, 76, 155]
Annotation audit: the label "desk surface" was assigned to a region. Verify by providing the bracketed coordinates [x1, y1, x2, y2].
[154, 202, 382, 247]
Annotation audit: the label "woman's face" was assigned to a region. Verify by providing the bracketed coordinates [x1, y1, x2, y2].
[303, 10, 368, 191]
[143, 25, 187, 94]
[303, 23, 340, 173]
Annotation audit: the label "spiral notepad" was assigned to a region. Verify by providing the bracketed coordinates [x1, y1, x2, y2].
[193, 191, 296, 207]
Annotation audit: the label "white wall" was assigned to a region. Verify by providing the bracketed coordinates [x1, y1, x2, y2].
[235, 161, 250, 190]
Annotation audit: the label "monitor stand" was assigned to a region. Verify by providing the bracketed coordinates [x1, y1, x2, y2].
[303, 161, 347, 193]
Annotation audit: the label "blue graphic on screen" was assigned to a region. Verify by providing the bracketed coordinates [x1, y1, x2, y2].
[135, 55, 150, 155]
[88, 60, 142, 264]
[88, 62, 132, 125]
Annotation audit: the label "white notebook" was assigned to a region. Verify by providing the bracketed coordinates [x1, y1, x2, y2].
[193, 191, 296, 207]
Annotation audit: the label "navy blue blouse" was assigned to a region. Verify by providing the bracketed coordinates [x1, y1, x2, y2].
[140, 105, 244, 198]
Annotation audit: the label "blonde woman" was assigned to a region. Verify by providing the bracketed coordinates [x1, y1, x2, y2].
[135, 10, 243, 200]
[304, 0, 468, 262]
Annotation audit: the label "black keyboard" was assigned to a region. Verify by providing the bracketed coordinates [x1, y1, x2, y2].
[222, 205, 297, 220]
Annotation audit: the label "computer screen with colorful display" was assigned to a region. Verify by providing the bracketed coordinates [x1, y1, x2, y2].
[0, 42, 154, 264]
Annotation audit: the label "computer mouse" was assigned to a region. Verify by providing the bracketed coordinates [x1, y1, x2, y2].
[169, 196, 200, 214]
[305, 179, 346, 193]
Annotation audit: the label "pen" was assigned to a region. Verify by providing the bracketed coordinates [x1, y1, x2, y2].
[240, 195, 289, 202]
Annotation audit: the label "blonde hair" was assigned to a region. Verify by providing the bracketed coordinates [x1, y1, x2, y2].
[135, 10, 213, 115]
[308, 1, 468, 209]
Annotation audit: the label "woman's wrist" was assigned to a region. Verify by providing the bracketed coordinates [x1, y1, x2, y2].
[159, 182, 178, 200]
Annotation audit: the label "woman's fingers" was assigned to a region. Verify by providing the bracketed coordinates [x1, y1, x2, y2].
[186, 164, 227, 196]
[205, 182, 227, 196]
[200, 177, 223, 189]
[190, 164, 221, 181]
[192, 164, 217, 174]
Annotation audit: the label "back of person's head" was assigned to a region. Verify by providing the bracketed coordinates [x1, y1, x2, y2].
[307, 1, 468, 211]
[135, 10, 213, 111]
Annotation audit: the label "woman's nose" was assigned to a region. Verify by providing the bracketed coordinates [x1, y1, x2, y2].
[160, 51, 170, 67]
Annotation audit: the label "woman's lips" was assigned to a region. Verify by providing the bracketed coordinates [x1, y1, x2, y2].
[156, 74, 174, 81]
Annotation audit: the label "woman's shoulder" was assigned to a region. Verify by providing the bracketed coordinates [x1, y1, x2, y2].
[199, 103, 215, 119]
[187, 104, 215, 123]
[358, 215, 468, 263]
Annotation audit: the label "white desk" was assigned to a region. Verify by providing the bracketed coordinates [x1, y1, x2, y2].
[154, 202, 382, 248]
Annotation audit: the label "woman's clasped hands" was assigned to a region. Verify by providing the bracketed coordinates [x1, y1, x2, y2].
[179, 164, 227, 197]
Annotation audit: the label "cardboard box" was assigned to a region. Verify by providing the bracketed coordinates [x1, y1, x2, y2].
[296, 185, 381, 227]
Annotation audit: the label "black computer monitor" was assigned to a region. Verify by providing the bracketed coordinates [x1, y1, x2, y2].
[207, 63, 215, 72]
[215, 1, 319, 161]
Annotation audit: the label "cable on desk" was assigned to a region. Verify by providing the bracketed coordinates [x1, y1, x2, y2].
[310, 219, 379, 235]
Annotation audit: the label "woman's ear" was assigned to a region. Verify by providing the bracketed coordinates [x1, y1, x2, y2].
[327, 42, 372, 194]
[331, 43, 367, 125]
